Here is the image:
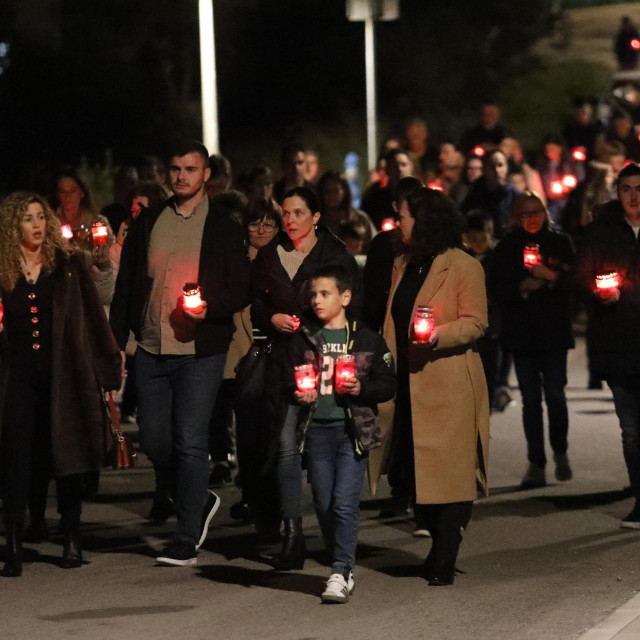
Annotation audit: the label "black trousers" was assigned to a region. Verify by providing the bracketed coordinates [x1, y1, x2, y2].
[1, 368, 82, 527]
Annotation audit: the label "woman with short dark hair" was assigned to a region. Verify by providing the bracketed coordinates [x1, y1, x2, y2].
[251, 186, 362, 570]
[370, 187, 490, 586]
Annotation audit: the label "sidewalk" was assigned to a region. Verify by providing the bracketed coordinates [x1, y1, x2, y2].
[579, 593, 640, 639]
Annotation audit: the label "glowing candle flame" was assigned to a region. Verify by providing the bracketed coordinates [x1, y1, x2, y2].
[596, 272, 620, 291]
[295, 364, 316, 392]
[550, 181, 564, 196]
[381, 218, 396, 232]
[571, 147, 587, 162]
[60, 224, 73, 240]
[91, 222, 109, 246]
[413, 306, 434, 344]
[472, 145, 486, 157]
[183, 283, 204, 313]
[427, 182, 444, 191]
[523, 244, 541, 267]
[632, 38, 640, 50]
[562, 174, 577, 189]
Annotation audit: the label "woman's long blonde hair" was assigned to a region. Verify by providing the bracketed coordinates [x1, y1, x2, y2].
[0, 192, 71, 292]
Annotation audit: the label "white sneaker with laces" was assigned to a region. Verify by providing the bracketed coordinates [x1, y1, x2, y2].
[321, 573, 350, 604]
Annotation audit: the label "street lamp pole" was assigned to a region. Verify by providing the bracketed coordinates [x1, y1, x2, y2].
[198, 0, 219, 154]
[364, 16, 377, 172]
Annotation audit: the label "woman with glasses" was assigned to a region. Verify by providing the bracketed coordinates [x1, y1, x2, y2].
[488, 192, 576, 489]
[251, 186, 362, 570]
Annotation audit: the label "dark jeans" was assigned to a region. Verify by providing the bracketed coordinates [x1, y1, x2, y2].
[136, 348, 226, 544]
[1, 369, 82, 527]
[306, 425, 368, 576]
[278, 404, 302, 520]
[608, 377, 640, 500]
[513, 350, 569, 468]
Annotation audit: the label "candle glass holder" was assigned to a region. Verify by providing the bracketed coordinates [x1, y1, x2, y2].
[60, 224, 74, 240]
[183, 283, 204, 314]
[335, 354, 356, 392]
[523, 244, 541, 267]
[595, 272, 620, 293]
[91, 222, 109, 246]
[413, 305, 434, 344]
[294, 364, 316, 392]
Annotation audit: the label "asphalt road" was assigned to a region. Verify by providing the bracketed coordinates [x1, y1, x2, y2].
[1, 336, 639, 640]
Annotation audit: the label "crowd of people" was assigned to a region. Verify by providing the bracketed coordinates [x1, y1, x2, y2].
[1, 97, 640, 605]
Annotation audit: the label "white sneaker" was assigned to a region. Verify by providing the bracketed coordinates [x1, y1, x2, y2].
[346, 570, 355, 595]
[321, 573, 351, 604]
[413, 527, 431, 538]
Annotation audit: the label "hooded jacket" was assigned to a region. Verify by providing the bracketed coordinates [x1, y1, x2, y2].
[281, 318, 396, 454]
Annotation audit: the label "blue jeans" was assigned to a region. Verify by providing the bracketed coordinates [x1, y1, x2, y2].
[278, 404, 302, 520]
[305, 424, 368, 577]
[136, 348, 226, 544]
[608, 377, 640, 500]
[512, 350, 569, 467]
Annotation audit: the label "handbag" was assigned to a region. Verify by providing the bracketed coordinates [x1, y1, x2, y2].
[234, 340, 272, 404]
[105, 396, 137, 469]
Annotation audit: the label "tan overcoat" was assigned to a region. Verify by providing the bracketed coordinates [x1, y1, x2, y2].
[368, 248, 490, 503]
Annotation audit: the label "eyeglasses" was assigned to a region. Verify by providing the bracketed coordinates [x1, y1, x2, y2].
[248, 221, 276, 232]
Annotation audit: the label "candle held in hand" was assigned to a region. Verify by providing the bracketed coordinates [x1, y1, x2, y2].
[523, 244, 541, 267]
[595, 272, 620, 293]
[91, 222, 109, 246]
[183, 283, 204, 314]
[335, 355, 356, 392]
[413, 306, 434, 344]
[294, 364, 316, 392]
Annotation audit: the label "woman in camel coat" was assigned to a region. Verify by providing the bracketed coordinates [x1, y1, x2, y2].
[369, 187, 490, 586]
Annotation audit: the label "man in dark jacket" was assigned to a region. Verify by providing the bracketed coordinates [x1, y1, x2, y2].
[110, 140, 250, 565]
[578, 162, 640, 528]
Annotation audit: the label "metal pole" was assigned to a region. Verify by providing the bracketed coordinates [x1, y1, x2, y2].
[364, 16, 377, 171]
[198, 0, 219, 153]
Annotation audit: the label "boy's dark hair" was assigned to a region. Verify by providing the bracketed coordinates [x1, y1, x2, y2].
[169, 139, 210, 166]
[310, 264, 353, 295]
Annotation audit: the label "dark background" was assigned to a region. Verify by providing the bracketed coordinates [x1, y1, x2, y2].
[0, 0, 557, 196]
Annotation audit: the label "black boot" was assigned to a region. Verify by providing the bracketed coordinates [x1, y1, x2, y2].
[1, 524, 23, 577]
[269, 518, 306, 571]
[60, 513, 82, 569]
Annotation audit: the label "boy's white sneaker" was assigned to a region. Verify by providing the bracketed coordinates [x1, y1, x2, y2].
[321, 573, 352, 604]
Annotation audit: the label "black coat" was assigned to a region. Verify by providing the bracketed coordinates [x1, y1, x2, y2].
[488, 226, 575, 353]
[578, 201, 640, 378]
[0, 251, 122, 476]
[250, 225, 362, 339]
[282, 318, 396, 453]
[110, 194, 251, 356]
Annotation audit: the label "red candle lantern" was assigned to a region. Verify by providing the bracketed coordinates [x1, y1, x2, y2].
[550, 180, 564, 197]
[427, 181, 444, 192]
[294, 364, 316, 392]
[182, 282, 204, 314]
[632, 38, 640, 51]
[91, 222, 109, 246]
[0, 299, 4, 326]
[413, 305, 434, 344]
[472, 145, 486, 157]
[562, 174, 577, 190]
[381, 218, 396, 232]
[523, 244, 541, 267]
[335, 354, 356, 392]
[595, 272, 620, 293]
[291, 315, 300, 331]
[60, 224, 73, 240]
[571, 146, 587, 162]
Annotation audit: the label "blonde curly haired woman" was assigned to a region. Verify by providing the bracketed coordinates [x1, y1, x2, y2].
[0, 192, 121, 577]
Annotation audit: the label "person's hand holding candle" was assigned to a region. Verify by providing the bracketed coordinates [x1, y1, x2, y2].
[595, 272, 621, 304]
